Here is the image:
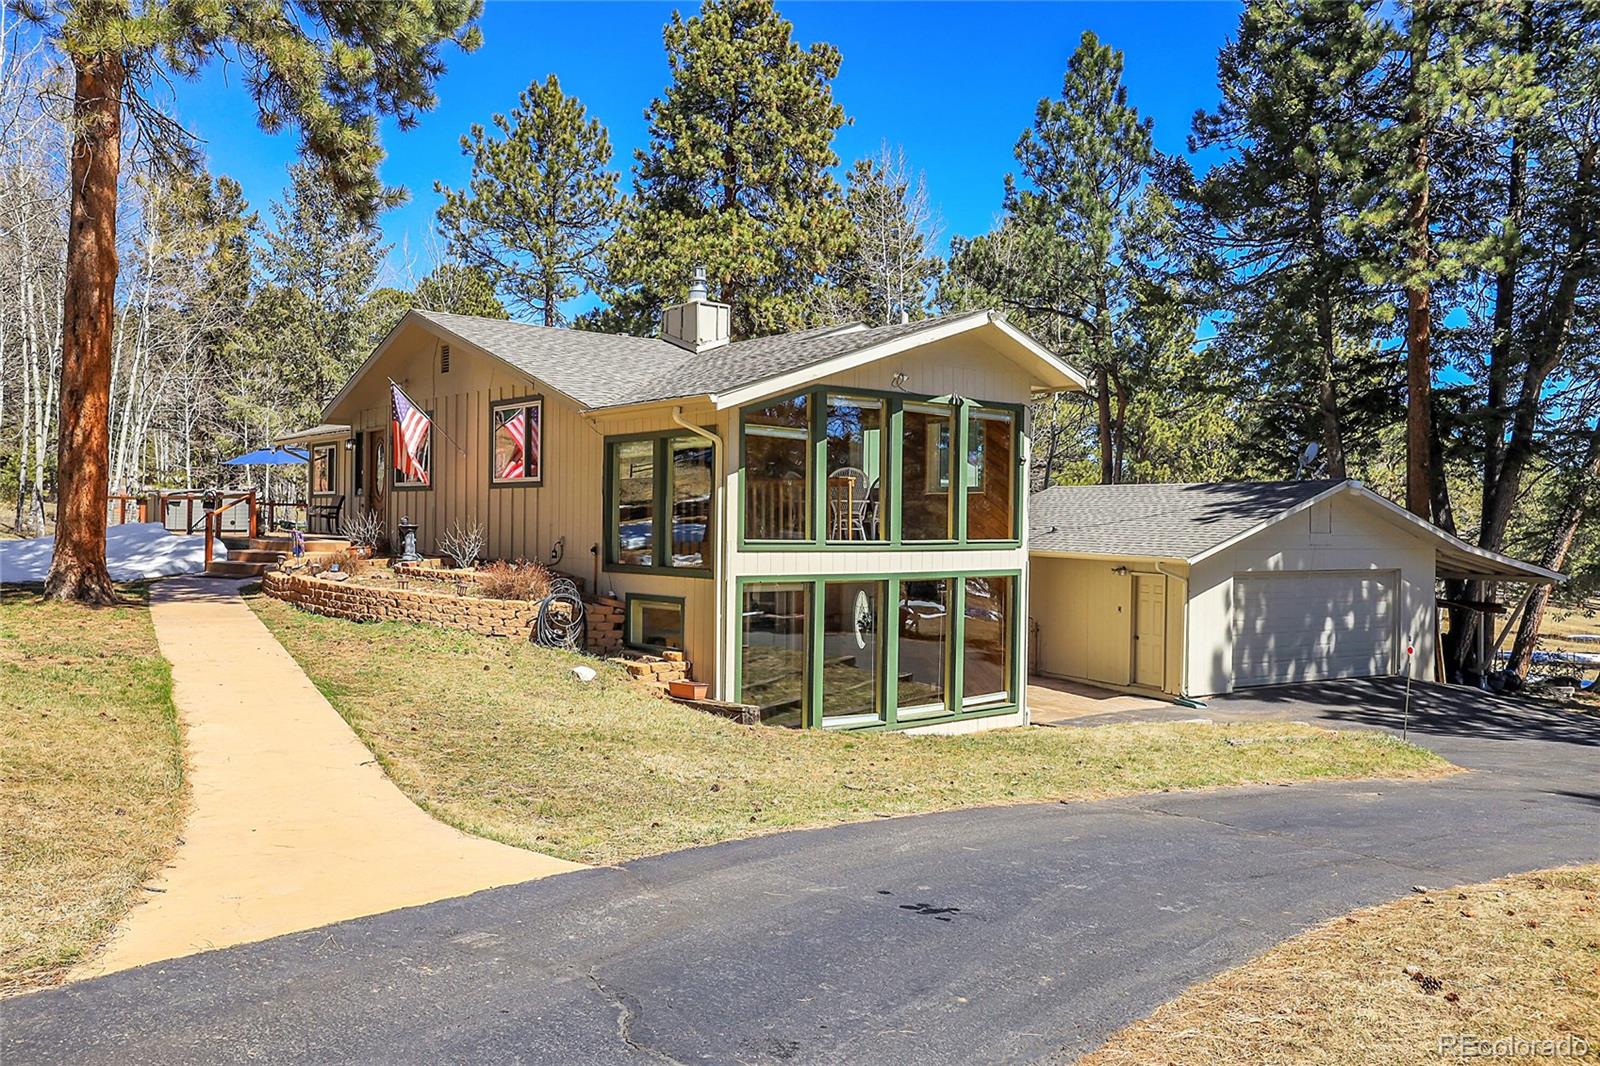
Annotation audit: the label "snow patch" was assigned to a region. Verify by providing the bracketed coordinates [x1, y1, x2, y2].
[0, 522, 226, 584]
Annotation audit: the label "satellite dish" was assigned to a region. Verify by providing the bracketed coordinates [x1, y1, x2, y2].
[1295, 441, 1322, 478]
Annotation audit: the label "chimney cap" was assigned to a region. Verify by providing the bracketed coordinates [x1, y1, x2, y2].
[688, 264, 708, 302]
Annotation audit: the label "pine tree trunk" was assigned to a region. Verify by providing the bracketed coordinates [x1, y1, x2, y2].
[45, 51, 124, 605]
[1404, 94, 1432, 519]
[1507, 423, 1600, 677]
[1095, 365, 1113, 485]
[1483, 7, 1531, 501]
[1314, 290, 1347, 480]
[1479, 144, 1597, 554]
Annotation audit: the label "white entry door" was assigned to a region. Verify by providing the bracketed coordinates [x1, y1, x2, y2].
[1232, 571, 1398, 688]
[1133, 575, 1166, 690]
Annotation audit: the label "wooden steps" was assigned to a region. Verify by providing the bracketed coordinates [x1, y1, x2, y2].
[246, 534, 351, 553]
[205, 559, 271, 578]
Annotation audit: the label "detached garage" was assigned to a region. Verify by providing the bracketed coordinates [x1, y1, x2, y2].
[1028, 480, 1562, 699]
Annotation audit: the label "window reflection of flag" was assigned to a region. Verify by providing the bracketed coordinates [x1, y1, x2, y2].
[498, 410, 525, 479]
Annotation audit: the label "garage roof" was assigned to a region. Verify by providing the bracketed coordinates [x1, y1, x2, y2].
[1030, 479, 1564, 585]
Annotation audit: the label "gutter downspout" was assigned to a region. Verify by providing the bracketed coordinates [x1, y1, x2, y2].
[673, 407, 726, 695]
[1155, 560, 1202, 707]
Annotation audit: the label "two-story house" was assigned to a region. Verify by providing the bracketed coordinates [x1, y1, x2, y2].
[281, 275, 1087, 734]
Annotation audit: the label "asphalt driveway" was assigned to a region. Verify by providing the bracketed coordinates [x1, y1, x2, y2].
[5, 680, 1596, 1065]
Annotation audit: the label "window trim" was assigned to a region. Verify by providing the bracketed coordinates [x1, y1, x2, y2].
[489, 394, 545, 488]
[602, 429, 714, 578]
[390, 410, 433, 491]
[733, 568, 1023, 732]
[310, 443, 337, 497]
[624, 593, 687, 653]
[737, 387, 1024, 551]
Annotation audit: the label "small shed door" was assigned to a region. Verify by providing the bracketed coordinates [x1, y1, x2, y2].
[1133, 575, 1166, 690]
[1232, 571, 1398, 688]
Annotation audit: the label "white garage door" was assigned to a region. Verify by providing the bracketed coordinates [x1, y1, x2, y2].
[1232, 571, 1398, 688]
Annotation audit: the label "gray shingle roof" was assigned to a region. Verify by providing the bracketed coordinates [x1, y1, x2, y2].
[1029, 480, 1341, 559]
[413, 309, 968, 410]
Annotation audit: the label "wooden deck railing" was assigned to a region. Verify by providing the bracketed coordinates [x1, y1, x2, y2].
[107, 491, 310, 537]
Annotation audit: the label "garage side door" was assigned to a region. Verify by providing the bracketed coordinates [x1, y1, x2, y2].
[1232, 571, 1398, 688]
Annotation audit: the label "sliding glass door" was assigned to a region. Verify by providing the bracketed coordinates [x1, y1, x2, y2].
[821, 580, 886, 723]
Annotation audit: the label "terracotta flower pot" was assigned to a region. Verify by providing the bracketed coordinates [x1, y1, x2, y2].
[668, 679, 708, 700]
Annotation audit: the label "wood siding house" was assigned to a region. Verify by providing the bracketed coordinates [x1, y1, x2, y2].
[281, 284, 1087, 733]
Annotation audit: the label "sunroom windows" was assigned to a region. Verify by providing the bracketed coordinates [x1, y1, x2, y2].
[741, 389, 1019, 547]
[738, 572, 1018, 730]
[605, 432, 714, 573]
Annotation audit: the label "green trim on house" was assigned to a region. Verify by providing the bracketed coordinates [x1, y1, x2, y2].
[602, 428, 714, 579]
[487, 394, 545, 489]
[623, 592, 688, 653]
[736, 385, 1025, 552]
[732, 567, 1024, 733]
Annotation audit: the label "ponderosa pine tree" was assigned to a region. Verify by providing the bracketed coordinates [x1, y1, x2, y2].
[1175, 0, 1394, 481]
[258, 165, 387, 409]
[946, 31, 1155, 485]
[434, 75, 619, 326]
[23, 0, 482, 603]
[598, 0, 852, 338]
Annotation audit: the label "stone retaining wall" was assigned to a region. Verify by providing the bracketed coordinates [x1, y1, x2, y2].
[262, 570, 624, 655]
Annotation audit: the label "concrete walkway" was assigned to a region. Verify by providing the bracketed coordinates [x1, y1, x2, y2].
[1027, 675, 1173, 724]
[75, 577, 579, 980]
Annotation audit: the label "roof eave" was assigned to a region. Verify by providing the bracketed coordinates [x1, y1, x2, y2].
[707, 311, 1085, 411]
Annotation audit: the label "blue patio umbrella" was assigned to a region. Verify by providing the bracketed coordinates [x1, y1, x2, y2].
[223, 446, 308, 465]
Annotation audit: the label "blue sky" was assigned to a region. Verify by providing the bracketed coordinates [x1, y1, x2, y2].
[166, 1, 1243, 284]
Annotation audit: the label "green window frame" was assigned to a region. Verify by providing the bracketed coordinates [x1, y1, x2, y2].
[733, 568, 1023, 732]
[625, 594, 687, 653]
[603, 430, 714, 577]
[738, 387, 1023, 551]
[489, 395, 544, 487]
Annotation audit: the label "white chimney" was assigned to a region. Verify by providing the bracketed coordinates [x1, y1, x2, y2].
[661, 265, 730, 353]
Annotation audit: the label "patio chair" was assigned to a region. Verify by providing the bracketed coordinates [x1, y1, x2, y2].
[828, 468, 873, 541]
[309, 495, 344, 535]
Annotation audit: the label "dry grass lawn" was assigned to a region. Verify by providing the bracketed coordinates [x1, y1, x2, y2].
[250, 593, 1450, 867]
[0, 586, 185, 995]
[1080, 865, 1600, 1066]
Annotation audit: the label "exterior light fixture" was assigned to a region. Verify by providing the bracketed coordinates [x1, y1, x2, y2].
[1112, 565, 1129, 576]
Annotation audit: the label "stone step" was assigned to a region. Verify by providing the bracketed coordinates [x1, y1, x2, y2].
[206, 560, 271, 578]
[231, 549, 286, 564]
[247, 535, 351, 553]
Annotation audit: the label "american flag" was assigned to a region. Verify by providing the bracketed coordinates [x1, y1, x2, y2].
[391, 382, 431, 484]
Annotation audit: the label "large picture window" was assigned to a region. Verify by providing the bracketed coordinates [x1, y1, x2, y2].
[825, 395, 886, 542]
[740, 584, 809, 728]
[612, 440, 656, 566]
[311, 444, 336, 495]
[605, 432, 714, 574]
[739, 389, 1020, 549]
[743, 396, 810, 541]
[491, 397, 542, 484]
[897, 577, 952, 716]
[966, 409, 1015, 540]
[962, 575, 1013, 706]
[902, 403, 955, 541]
